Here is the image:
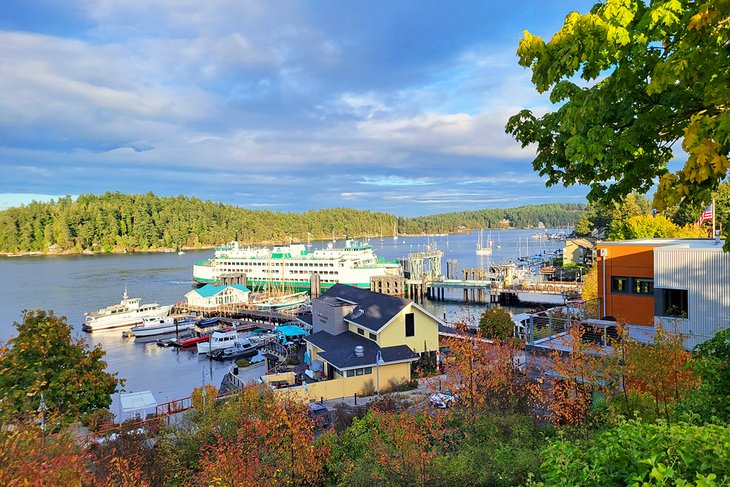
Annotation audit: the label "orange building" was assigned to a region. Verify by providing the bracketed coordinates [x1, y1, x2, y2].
[595, 241, 657, 325]
[590, 238, 728, 348]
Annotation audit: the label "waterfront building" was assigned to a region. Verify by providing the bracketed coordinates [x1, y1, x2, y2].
[184, 284, 251, 309]
[595, 238, 729, 348]
[562, 238, 595, 267]
[262, 284, 442, 401]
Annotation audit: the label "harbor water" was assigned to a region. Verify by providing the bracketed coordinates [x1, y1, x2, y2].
[0, 229, 566, 418]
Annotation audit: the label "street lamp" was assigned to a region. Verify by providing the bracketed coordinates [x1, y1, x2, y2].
[375, 350, 385, 399]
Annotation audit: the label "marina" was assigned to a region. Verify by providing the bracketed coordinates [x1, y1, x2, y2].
[0, 229, 569, 419]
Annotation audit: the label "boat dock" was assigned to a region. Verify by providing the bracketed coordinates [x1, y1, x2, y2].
[172, 301, 302, 324]
[371, 250, 582, 305]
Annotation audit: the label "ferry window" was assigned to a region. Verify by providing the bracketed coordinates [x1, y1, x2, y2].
[658, 289, 688, 318]
[611, 277, 630, 293]
[369, 332, 377, 341]
[357, 328, 364, 335]
[405, 313, 415, 337]
[634, 278, 654, 295]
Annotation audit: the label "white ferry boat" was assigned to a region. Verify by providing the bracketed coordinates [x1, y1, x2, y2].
[193, 240, 401, 290]
[83, 289, 172, 332]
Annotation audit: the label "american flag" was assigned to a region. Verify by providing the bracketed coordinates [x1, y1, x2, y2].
[696, 203, 714, 225]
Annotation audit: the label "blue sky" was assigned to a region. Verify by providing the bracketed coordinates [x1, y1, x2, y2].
[0, 0, 595, 215]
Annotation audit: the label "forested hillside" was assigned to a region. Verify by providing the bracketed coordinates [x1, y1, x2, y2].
[0, 193, 584, 253]
[401, 203, 585, 234]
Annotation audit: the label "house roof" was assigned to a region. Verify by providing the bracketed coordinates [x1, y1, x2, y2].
[305, 330, 418, 370]
[319, 283, 411, 332]
[567, 238, 595, 249]
[195, 283, 251, 298]
[597, 238, 718, 248]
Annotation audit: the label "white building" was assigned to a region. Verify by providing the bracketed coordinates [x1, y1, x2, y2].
[653, 239, 730, 348]
[185, 284, 250, 308]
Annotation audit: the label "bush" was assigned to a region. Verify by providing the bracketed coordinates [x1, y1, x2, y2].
[385, 378, 419, 393]
[235, 358, 251, 368]
[541, 420, 730, 486]
[285, 356, 300, 366]
[191, 384, 218, 412]
[359, 379, 375, 397]
[478, 308, 514, 339]
[84, 408, 115, 432]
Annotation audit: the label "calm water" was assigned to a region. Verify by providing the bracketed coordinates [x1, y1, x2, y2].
[0, 229, 565, 417]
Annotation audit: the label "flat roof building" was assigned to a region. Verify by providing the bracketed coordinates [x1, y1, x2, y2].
[596, 238, 729, 348]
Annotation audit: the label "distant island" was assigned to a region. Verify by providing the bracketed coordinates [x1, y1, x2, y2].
[0, 192, 584, 255]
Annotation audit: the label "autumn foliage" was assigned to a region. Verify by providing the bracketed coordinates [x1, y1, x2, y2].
[0, 422, 90, 486]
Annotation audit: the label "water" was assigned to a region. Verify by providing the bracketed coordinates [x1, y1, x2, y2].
[0, 229, 566, 417]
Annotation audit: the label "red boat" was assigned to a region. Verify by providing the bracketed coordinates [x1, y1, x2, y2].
[175, 334, 210, 348]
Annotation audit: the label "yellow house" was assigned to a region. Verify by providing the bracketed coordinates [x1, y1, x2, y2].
[562, 238, 595, 266]
[268, 284, 442, 402]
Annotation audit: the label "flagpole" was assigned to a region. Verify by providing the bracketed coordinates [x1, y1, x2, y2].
[713, 198, 717, 238]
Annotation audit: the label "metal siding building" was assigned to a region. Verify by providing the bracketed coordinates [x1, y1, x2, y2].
[654, 242, 730, 349]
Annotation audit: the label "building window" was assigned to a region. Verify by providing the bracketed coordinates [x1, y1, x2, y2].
[405, 313, 415, 337]
[345, 367, 372, 377]
[357, 328, 364, 335]
[657, 288, 688, 318]
[369, 332, 377, 341]
[633, 278, 654, 295]
[611, 277, 630, 293]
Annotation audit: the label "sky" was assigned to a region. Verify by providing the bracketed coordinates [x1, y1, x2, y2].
[0, 0, 596, 216]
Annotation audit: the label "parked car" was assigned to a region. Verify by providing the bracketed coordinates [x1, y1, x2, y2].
[429, 390, 457, 409]
[307, 402, 331, 429]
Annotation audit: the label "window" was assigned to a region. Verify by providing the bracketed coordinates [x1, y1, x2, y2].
[633, 278, 654, 295]
[405, 313, 415, 337]
[611, 277, 630, 293]
[345, 367, 372, 377]
[657, 288, 688, 318]
[369, 332, 377, 341]
[357, 328, 364, 335]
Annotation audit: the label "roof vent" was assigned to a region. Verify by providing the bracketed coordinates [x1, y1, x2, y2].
[354, 345, 364, 357]
[351, 307, 364, 319]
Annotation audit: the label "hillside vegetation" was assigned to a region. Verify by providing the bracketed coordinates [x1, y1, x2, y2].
[0, 192, 584, 254]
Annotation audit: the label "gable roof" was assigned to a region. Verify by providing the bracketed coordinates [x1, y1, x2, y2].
[305, 330, 418, 370]
[195, 283, 251, 298]
[320, 283, 410, 332]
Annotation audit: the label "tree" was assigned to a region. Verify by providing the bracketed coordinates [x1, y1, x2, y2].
[478, 308, 515, 340]
[618, 326, 699, 421]
[506, 0, 730, 243]
[0, 309, 120, 425]
[0, 422, 90, 485]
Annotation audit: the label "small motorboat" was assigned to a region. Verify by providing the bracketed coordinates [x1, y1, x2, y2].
[209, 336, 261, 361]
[130, 317, 196, 338]
[197, 328, 238, 354]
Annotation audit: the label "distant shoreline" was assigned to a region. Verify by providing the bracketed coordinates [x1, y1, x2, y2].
[0, 228, 569, 258]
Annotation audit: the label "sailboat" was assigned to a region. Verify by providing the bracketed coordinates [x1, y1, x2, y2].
[393, 221, 398, 240]
[251, 257, 308, 312]
[476, 229, 493, 256]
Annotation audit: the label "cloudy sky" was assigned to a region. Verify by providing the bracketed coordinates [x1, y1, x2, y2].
[0, 0, 594, 215]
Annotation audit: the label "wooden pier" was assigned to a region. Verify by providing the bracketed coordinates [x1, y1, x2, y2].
[173, 301, 301, 325]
